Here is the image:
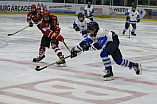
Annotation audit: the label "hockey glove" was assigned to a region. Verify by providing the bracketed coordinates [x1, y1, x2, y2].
[73, 25, 80, 31]
[71, 47, 79, 58]
[56, 34, 64, 42]
[29, 22, 33, 27]
[82, 42, 91, 52]
[55, 27, 61, 34]
[137, 19, 140, 23]
[89, 12, 93, 17]
[126, 16, 130, 21]
[80, 30, 87, 34]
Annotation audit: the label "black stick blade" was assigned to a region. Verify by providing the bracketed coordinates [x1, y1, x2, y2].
[35, 66, 47, 71]
[35, 66, 41, 71]
[8, 34, 14, 36]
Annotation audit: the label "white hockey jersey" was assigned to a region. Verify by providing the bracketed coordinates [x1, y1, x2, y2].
[84, 5, 94, 17]
[73, 18, 91, 31]
[89, 28, 113, 50]
[125, 9, 140, 22]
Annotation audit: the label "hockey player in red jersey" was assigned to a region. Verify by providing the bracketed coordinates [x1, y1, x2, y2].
[27, 4, 45, 29]
[33, 10, 66, 66]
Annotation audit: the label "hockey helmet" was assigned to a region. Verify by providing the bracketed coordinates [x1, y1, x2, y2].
[87, 21, 99, 31]
[31, 4, 36, 9]
[87, 21, 99, 37]
[78, 13, 84, 22]
[43, 10, 50, 17]
[88, 2, 91, 4]
[78, 13, 84, 19]
[132, 5, 136, 9]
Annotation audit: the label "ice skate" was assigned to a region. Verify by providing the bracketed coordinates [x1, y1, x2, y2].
[122, 31, 125, 35]
[56, 56, 66, 67]
[33, 55, 45, 62]
[103, 69, 114, 81]
[130, 63, 142, 75]
[131, 32, 136, 36]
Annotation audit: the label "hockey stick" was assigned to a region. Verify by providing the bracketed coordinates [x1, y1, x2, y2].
[63, 41, 71, 52]
[35, 50, 82, 71]
[35, 54, 72, 71]
[8, 26, 29, 36]
[128, 26, 130, 38]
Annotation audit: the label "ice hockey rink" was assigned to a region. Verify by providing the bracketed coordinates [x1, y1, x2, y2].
[0, 14, 157, 104]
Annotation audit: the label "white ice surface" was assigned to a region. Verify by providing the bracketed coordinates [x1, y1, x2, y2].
[0, 14, 157, 104]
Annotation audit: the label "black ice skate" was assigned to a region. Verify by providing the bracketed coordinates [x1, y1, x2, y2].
[33, 55, 45, 62]
[103, 69, 114, 81]
[131, 63, 142, 75]
[56, 56, 66, 67]
[122, 31, 125, 35]
[131, 32, 136, 36]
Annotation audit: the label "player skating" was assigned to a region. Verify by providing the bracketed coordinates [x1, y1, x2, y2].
[71, 21, 142, 81]
[84, 1, 94, 21]
[27, 4, 45, 29]
[33, 10, 66, 67]
[122, 5, 140, 36]
[73, 12, 91, 38]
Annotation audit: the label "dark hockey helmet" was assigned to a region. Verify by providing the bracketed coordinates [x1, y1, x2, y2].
[78, 13, 84, 19]
[87, 21, 99, 37]
[132, 5, 136, 9]
[87, 21, 99, 31]
[78, 12, 84, 22]
[132, 5, 136, 12]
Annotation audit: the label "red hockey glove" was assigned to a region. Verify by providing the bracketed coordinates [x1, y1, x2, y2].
[56, 34, 64, 42]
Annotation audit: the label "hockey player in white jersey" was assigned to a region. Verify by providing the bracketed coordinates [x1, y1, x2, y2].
[84, 2, 94, 21]
[73, 12, 91, 38]
[123, 5, 140, 36]
[71, 21, 142, 81]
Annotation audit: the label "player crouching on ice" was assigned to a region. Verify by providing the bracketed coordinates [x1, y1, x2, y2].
[70, 21, 142, 81]
[33, 10, 66, 67]
[123, 5, 140, 36]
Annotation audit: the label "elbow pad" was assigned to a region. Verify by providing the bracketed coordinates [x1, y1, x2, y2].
[93, 43, 102, 50]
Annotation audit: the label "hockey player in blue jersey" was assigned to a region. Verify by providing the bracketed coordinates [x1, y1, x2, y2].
[73, 13, 91, 38]
[123, 5, 140, 36]
[84, 2, 94, 21]
[71, 21, 142, 81]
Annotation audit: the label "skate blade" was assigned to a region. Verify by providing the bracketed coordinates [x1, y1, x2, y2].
[103, 76, 114, 81]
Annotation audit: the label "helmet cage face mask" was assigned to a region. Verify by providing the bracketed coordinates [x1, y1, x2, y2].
[43, 16, 50, 22]
[78, 13, 84, 22]
[87, 22, 99, 37]
[88, 28, 97, 37]
[31, 4, 36, 14]
[78, 17, 84, 22]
